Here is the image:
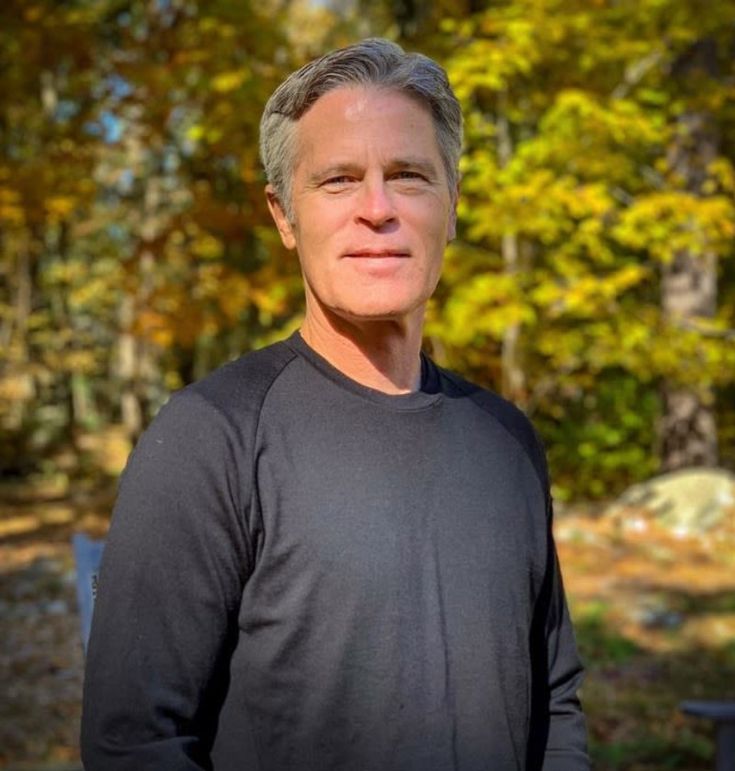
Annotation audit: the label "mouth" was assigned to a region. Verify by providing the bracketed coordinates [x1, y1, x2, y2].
[343, 250, 410, 258]
[341, 250, 411, 278]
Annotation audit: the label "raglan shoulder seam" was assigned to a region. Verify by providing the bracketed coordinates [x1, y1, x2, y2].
[247, 347, 302, 570]
[180, 343, 300, 433]
[169, 343, 300, 572]
[437, 366, 550, 503]
[250, 347, 301, 447]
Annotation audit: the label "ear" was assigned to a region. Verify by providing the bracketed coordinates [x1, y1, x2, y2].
[266, 185, 297, 250]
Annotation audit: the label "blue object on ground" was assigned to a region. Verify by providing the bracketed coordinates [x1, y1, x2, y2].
[72, 533, 105, 652]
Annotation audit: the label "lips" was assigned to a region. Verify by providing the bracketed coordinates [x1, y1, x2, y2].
[341, 250, 411, 278]
[343, 249, 410, 258]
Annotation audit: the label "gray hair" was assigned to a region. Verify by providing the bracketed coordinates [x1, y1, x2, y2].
[259, 38, 463, 221]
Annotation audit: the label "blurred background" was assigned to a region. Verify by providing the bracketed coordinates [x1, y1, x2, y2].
[0, 0, 734, 769]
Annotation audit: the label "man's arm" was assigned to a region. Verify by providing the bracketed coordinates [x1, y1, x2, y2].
[81, 390, 253, 770]
[528, 503, 590, 771]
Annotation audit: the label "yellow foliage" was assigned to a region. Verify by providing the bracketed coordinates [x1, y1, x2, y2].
[0, 187, 24, 225]
[0, 373, 35, 402]
[137, 310, 174, 349]
[555, 265, 648, 318]
[218, 274, 250, 322]
[68, 277, 117, 310]
[251, 286, 288, 317]
[205, 127, 224, 144]
[707, 158, 735, 193]
[440, 272, 536, 346]
[186, 124, 206, 143]
[195, 263, 224, 298]
[46, 195, 77, 219]
[191, 233, 224, 260]
[614, 193, 735, 262]
[211, 68, 249, 93]
[165, 371, 184, 392]
[0, 203, 25, 226]
[39, 348, 97, 375]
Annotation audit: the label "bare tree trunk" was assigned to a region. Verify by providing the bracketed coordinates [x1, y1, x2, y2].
[116, 293, 143, 439]
[500, 231, 526, 403]
[114, 123, 164, 441]
[5, 234, 37, 430]
[497, 102, 527, 406]
[660, 108, 719, 470]
[136, 177, 162, 418]
[115, 250, 158, 442]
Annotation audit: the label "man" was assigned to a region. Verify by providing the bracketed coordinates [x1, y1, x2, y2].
[81, 38, 589, 770]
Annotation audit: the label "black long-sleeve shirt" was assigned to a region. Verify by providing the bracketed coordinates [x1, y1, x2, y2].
[81, 332, 589, 770]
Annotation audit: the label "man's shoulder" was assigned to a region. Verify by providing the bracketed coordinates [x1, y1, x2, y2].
[119, 341, 299, 486]
[434, 363, 549, 488]
[174, 337, 299, 424]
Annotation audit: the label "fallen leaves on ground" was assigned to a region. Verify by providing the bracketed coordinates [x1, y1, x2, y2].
[0, 485, 733, 770]
[557, 501, 735, 770]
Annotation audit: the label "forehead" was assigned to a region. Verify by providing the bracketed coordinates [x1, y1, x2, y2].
[292, 86, 440, 169]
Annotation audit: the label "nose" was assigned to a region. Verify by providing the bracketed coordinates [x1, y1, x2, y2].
[356, 177, 396, 228]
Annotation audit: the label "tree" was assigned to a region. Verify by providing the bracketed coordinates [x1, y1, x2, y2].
[436, 0, 735, 496]
[0, 0, 112, 473]
[87, 0, 301, 438]
[1, 0, 304, 474]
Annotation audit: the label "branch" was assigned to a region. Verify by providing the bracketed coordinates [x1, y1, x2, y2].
[612, 50, 665, 100]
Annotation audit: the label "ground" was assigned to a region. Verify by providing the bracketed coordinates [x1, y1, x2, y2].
[558, 502, 735, 769]
[0, 477, 111, 771]
[1, 473, 734, 770]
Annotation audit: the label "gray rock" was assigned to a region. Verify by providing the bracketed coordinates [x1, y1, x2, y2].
[605, 468, 735, 535]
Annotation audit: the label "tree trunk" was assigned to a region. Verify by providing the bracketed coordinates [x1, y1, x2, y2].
[500, 231, 526, 403]
[5, 235, 37, 430]
[116, 293, 143, 440]
[660, 108, 718, 470]
[497, 103, 527, 407]
[114, 129, 164, 441]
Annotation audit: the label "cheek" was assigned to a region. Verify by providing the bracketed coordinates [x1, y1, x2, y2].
[422, 216, 452, 257]
[295, 226, 341, 289]
[296, 204, 347, 249]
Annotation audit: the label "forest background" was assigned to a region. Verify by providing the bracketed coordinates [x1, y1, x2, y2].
[2, 0, 735, 496]
[1, 1, 735, 769]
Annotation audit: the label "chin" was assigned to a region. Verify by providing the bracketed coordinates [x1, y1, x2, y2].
[308, 282, 432, 325]
[343, 309, 407, 322]
[335, 298, 424, 323]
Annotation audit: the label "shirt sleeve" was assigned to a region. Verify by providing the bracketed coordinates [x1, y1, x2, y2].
[80, 389, 254, 770]
[529, 499, 590, 771]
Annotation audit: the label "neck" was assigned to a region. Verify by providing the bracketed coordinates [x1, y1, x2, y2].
[300, 304, 425, 395]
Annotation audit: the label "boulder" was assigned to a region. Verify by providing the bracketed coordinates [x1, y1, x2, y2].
[605, 468, 735, 535]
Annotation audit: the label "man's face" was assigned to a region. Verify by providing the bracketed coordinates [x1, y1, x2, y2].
[267, 86, 457, 324]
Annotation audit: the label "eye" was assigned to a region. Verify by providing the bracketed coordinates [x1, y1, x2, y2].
[321, 175, 356, 191]
[390, 170, 431, 187]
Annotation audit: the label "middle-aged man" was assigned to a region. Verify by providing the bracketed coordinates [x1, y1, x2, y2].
[81, 38, 590, 771]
